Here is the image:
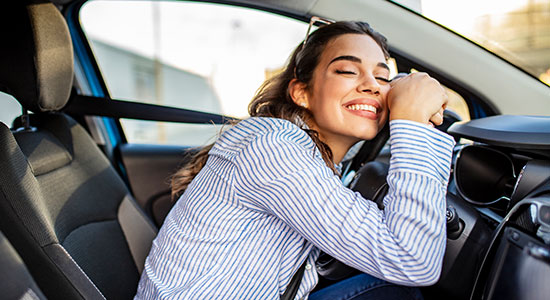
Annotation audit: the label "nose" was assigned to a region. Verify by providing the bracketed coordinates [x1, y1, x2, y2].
[357, 75, 380, 96]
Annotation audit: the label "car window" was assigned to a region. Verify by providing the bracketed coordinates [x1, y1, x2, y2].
[79, 0, 308, 146]
[445, 87, 470, 121]
[392, 0, 550, 87]
[0, 92, 22, 128]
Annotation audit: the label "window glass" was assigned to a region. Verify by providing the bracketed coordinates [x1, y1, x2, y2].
[80, 1, 465, 146]
[392, 0, 550, 87]
[80, 0, 308, 146]
[445, 86, 470, 122]
[0, 92, 22, 127]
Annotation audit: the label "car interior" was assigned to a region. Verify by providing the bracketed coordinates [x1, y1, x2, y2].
[0, 2, 157, 299]
[0, 230, 47, 300]
[0, 0, 549, 300]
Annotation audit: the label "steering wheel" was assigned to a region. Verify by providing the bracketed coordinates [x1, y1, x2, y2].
[317, 109, 462, 280]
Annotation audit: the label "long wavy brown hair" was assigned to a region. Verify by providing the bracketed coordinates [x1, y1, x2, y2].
[171, 21, 389, 200]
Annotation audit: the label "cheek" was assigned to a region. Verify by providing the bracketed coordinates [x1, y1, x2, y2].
[380, 85, 391, 105]
[310, 82, 343, 113]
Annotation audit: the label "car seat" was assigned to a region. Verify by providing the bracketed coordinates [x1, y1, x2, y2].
[0, 230, 47, 300]
[0, 2, 157, 299]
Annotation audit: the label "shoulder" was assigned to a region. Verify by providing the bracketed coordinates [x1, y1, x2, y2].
[242, 117, 315, 154]
[214, 118, 322, 175]
[213, 117, 315, 156]
[231, 118, 329, 188]
[240, 117, 307, 139]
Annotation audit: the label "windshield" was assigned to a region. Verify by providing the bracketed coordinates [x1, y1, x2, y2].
[392, 0, 550, 86]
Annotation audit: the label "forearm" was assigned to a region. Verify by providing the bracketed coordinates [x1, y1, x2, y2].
[303, 120, 454, 285]
[235, 123, 455, 285]
[374, 119, 455, 285]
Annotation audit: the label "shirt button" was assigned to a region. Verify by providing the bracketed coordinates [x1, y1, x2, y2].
[305, 264, 312, 270]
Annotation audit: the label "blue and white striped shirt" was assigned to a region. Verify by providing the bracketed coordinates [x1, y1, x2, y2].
[136, 117, 455, 299]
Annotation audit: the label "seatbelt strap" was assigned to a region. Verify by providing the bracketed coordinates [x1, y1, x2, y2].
[63, 94, 236, 124]
[348, 123, 389, 171]
[281, 260, 307, 300]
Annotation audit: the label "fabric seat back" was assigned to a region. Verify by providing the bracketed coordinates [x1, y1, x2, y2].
[0, 2, 157, 299]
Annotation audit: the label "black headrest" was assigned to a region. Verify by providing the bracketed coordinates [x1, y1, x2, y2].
[0, 2, 74, 113]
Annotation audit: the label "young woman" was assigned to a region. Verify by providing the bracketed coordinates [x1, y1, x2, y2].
[136, 21, 455, 300]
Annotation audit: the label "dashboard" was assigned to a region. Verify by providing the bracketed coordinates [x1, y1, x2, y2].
[450, 115, 550, 221]
[438, 115, 550, 300]
[346, 115, 550, 300]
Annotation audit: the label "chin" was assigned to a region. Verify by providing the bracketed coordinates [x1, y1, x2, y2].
[350, 125, 382, 141]
[359, 133, 379, 141]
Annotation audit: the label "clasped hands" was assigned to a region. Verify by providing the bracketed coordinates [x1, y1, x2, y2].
[387, 72, 448, 127]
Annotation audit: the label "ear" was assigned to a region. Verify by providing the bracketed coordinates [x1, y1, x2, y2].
[288, 79, 309, 108]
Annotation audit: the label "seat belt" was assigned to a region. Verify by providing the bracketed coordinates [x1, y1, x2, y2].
[63, 94, 236, 124]
[347, 124, 389, 171]
[281, 260, 307, 300]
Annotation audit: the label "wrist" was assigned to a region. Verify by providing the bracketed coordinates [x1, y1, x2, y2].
[389, 112, 427, 124]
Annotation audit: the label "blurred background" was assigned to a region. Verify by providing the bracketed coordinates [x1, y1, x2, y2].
[1, 0, 548, 146]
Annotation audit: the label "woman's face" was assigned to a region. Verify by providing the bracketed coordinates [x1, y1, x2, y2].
[300, 34, 391, 160]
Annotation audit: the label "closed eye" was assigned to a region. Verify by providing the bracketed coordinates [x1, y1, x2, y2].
[335, 70, 357, 75]
[376, 77, 391, 83]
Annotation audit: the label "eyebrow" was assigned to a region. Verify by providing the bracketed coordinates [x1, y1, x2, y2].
[329, 55, 390, 72]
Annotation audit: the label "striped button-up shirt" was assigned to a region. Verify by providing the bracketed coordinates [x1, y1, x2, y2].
[136, 117, 455, 299]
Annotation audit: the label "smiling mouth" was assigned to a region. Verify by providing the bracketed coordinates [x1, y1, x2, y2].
[345, 104, 377, 114]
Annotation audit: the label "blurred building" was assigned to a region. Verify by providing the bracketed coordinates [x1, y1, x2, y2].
[89, 39, 223, 145]
[472, 0, 550, 83]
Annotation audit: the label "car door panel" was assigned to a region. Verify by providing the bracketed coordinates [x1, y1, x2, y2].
[118, 143, 196, 226]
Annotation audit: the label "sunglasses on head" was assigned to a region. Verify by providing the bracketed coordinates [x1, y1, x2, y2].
[302, 16, 335, 47]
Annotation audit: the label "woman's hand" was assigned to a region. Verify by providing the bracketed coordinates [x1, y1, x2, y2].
[387, 72, 448, 126]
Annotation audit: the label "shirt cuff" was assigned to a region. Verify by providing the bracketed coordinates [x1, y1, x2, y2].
[388, 119, 456, 187]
